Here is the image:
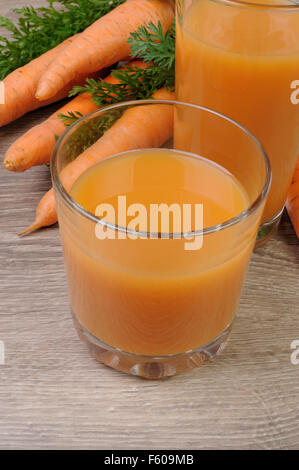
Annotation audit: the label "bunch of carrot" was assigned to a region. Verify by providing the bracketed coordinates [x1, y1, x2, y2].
[1, 0, 299, 239]
[1, 0, 175, 234]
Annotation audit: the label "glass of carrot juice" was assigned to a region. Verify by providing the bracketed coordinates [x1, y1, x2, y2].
[52, 100, 271, 379]
[176, 0, 299, 243]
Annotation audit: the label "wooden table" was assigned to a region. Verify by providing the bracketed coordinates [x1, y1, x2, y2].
[0, 0, 298, 451]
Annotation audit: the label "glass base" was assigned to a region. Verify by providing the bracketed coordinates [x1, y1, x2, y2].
[72, 312, 233, 379]
[256, 209, 283, 247]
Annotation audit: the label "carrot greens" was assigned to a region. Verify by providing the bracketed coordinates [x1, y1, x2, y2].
[65, 20, 176, 119]
[0, 0, 126, 79]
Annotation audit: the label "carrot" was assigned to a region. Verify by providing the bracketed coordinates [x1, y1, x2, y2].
[286, 157, 299, 238]
[35, 0, 174, 101]
[19, 88, 174, 236]
[0, 34, 95, 128]
[3, 60, 148, 172]
[3, 93, 97, 172]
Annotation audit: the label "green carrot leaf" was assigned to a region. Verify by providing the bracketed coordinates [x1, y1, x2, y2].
[71, 64, 175, 108]
[67, 20, 176, 115]
[0, 0, 126, 80]
[58, 110, 84, 127]
[128, 20, 175, 70]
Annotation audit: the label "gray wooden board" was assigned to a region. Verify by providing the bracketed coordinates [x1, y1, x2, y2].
[0, 0, 298, 450]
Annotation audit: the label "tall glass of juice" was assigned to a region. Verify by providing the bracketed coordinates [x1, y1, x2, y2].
[52, 100, 271, 378]
[176, 0, 299, 243]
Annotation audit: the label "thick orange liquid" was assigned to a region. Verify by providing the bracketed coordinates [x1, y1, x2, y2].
[59, 149, 257, 356]
[176, 0, 299, 222]
[71, 150, 249, 228]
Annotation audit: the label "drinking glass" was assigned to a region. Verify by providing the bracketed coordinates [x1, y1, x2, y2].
[176, 0, 299, 243]
[52, 100, 271, 378]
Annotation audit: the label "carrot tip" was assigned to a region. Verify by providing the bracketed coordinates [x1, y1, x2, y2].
[3, 160, 17, 172]
[35, 83, 51, 101]
[18, 223, 41, 237]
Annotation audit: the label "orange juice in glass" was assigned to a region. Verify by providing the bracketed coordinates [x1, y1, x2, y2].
[52, 101, 270, 378]
[176, 0, 299, 243]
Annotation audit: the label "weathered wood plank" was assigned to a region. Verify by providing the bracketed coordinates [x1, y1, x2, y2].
[0, 0, 298, 450]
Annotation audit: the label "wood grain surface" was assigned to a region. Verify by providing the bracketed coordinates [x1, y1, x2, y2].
[0, 0, 298, 451]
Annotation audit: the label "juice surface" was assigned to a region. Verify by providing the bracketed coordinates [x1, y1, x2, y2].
[176, 0, 299, 222]
[71, 149, 249, 230]
[60, 149, 256, 356]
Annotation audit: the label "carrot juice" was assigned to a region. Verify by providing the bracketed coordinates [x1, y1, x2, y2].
[53, 101, 270, 377]
[176, 0, 299, 227]
[56, 148, 255, 357]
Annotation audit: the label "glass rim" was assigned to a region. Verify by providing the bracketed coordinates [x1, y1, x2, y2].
[51, 99, 272, 238]
[210, 0, 299, 10]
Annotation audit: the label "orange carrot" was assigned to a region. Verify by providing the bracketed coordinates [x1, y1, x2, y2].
[0, 34, 95, 128]
[3, 60, 148, 172]
[3, 93, 97, 172]
[35, 0, 174, 101]
[19, 88, 174, 236]
[286, 157, 299, 238]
